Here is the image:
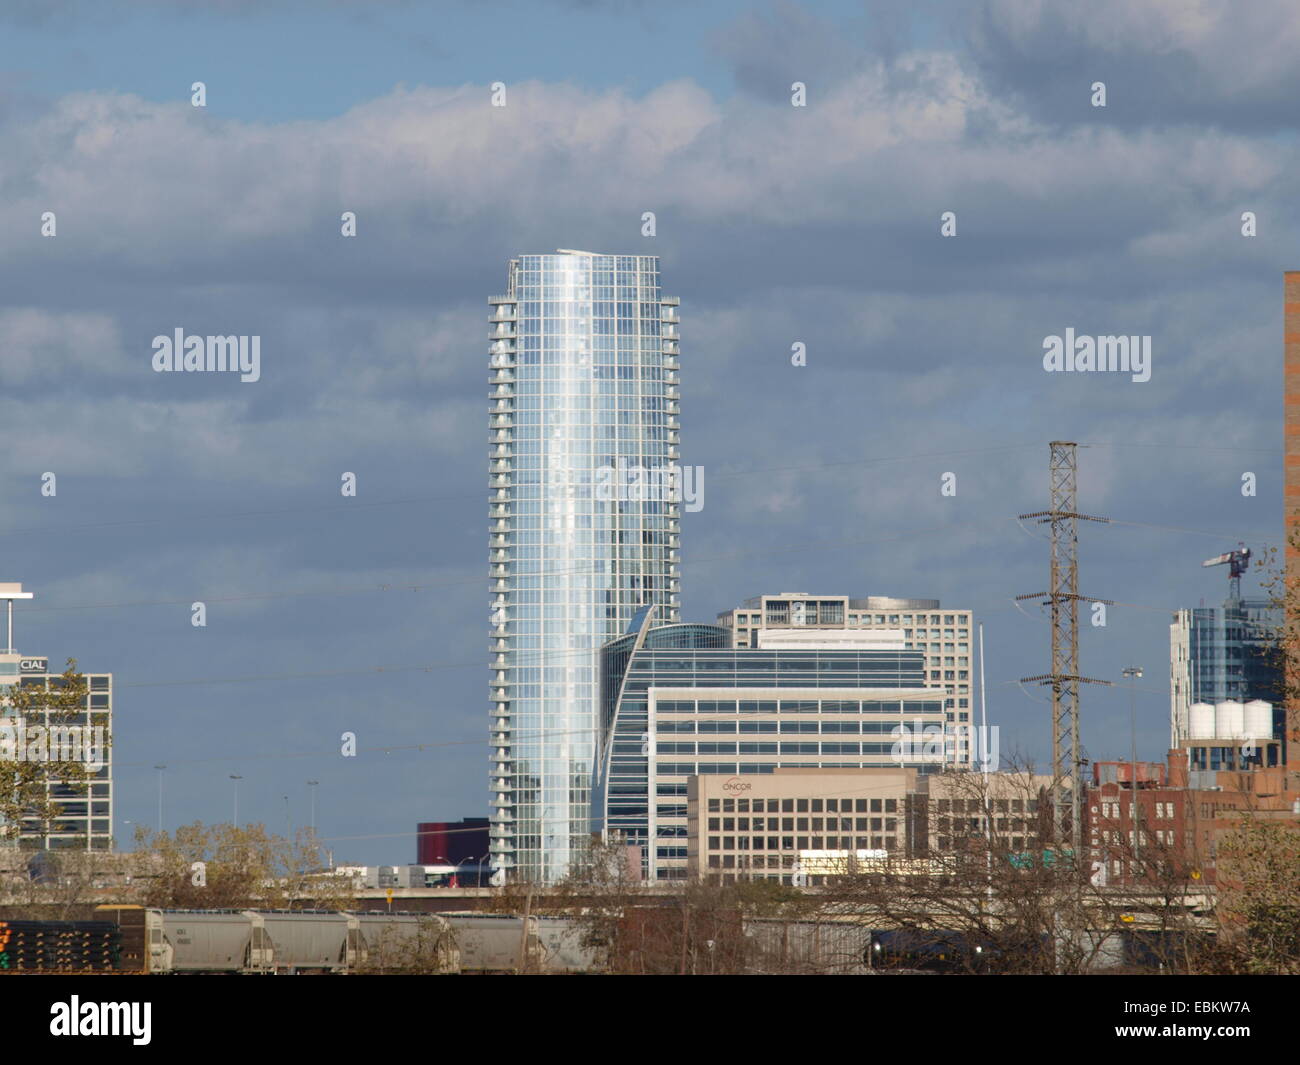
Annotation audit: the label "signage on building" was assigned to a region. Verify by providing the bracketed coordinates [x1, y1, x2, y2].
[19, 658, 47, 674]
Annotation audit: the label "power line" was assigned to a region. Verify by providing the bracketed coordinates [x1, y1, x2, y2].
[1, 441, 1041, 540]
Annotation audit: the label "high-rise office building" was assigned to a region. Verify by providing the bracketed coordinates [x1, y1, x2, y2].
[717, 594, 976, 766]
[488, 251, 681, 883]
[597, 606, 950, 881]
[0, 583, 113, 851]
[1169, 596, 1282, 750]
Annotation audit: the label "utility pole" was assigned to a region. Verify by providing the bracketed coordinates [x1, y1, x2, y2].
[1018, 442, 1113, 857]
[1123, 666, 1144, 877]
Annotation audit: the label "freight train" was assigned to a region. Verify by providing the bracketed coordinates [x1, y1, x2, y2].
[0, 908, 603, 974]
[0, 908, 1199, 974]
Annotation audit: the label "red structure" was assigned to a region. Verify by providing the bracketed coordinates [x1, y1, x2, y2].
[417, 818, 489, 866]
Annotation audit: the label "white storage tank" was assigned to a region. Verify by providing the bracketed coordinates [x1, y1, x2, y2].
[1244, 700, 1274, 740]
[1215, 700, 1245, 741]
[1189, 702, 1216, 740]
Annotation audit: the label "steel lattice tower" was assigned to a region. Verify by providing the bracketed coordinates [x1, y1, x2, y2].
[1018, 442, 1111, 855]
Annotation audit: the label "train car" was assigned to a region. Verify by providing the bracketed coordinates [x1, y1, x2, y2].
[745, 918, 871, 974]
[353, 912, 459, 974]
[437, 913, 602, 973]
[441, 912, 537, 972]
[256, 911, 353, 973]
[150, 910, 267, 973]
[532, 916, 604, 973]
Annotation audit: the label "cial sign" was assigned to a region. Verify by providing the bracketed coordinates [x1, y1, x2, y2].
[19, 658, 47, 674]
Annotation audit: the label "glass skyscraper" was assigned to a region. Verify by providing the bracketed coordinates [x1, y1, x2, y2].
[1169, 596, 1282, 749]
[488, 251, 681, 883]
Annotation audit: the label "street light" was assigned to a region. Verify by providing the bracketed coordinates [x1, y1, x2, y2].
[1122, 667, 1144, 873]
[154, 764, 166, 833]
[229, 775, 243, 827]
[307, 780, 319, 835]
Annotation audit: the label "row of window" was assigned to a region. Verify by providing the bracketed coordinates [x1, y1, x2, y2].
[657, 700, 942, 714]
[659, 742, 906, 754]
[1096, 801, 1179, 820]
[708, 817, 897, 833]
[934, 798, 1037, 813]
[707, 797, 899, 813]
[707, 836, 897, 853]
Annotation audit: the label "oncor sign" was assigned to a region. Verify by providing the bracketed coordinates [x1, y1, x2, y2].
[721, 777, 751, 793]
[19, 658, 47, 674]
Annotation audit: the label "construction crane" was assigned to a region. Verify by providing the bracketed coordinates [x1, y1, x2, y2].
[1202, 544, 1252, 601]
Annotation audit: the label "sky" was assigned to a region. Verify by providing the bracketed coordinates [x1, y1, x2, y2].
[0, 0, 1292, 864]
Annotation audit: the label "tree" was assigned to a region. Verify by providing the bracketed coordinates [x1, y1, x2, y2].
[1213, 817, 1300, 974]
[130, 822, 357, 910]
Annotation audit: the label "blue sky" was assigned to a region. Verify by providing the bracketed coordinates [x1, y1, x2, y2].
[0, 0, 1293, 864]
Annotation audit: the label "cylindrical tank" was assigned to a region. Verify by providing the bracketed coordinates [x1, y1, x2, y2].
[1188, 702, 1215, 740]
[1215, 700, 1245, 741]
[1243, 700, 1274, 740]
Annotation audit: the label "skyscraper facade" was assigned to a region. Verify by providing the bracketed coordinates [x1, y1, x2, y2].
[488, 251, 681, 883]
[596, 607, 946, 881]
[1169, 597, 1282, 750]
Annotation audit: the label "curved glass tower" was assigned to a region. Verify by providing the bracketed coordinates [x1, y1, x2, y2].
[488, 251, 681, 883]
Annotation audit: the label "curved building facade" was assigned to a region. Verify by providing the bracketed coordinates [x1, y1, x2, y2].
[597, 606, 946, 881]
[488, 252, 681, 883]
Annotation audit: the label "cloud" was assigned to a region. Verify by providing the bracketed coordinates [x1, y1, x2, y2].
[968, 0, 1300, 129]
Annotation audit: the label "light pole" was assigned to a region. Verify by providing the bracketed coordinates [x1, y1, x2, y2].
[307, 780, 319, 835]
[283, 794, 290, 839]
[229, 774, 242, 827]
[154, 764, 166, 833]
[1122, 667, 1143, 876]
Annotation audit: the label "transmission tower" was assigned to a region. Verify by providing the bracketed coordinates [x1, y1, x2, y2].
[1017, 442, 1112, 855]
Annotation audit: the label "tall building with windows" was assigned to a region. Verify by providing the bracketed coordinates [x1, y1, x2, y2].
[717, 594, 976, 766]
[488, 251, 681, 883]
[597, 606, 949, 881]
[1169, 597, 1282, 750]
[0, 584, 113, 851]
